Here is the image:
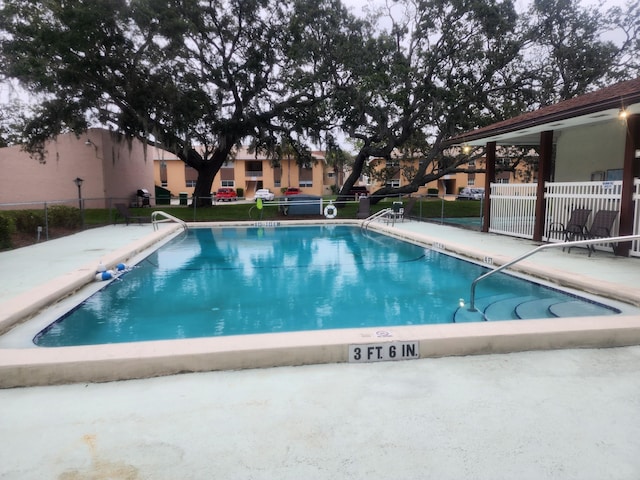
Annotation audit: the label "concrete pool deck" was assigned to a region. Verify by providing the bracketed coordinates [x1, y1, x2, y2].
[1, 220, 640, 478]
[2, 220, 640, 389]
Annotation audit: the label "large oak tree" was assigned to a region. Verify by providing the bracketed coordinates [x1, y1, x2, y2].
[334, 0, 639, 204]
[1, 0, 638, 206]
[0, 0, 363, 205]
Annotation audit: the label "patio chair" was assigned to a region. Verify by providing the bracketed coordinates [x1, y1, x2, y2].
[547, 208, 591, 249]
[356, 197, 371, 219]
[580, 209, 618, 256]
[391, 201, 404, 221]
[114, 203, 151, 225]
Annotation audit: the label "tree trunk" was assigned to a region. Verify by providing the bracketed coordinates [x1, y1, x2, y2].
[180, 146, 233, 207]
[336, 150, 368, 205]
[193, 162, 219, 206]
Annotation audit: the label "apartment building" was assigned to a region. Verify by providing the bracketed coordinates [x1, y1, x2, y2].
[364, 153, 533, 197]
[154, 146, 328, 199]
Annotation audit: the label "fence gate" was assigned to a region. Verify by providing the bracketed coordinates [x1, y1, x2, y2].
[489, 183, 537, 239]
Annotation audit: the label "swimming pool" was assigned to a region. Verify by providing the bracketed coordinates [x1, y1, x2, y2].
[34, 225, 620, 347]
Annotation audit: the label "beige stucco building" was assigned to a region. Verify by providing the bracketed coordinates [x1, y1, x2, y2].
[0, 129, 330, 208]
[0, 128, 156, 209]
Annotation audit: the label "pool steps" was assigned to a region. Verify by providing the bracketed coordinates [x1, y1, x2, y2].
[453, 294, 616, 323]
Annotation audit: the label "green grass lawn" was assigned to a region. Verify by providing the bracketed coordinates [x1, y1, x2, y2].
[114, 197, 483, 224]
[2, 197, 483, 250]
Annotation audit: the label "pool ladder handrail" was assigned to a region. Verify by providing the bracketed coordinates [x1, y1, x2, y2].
[468, 234, 640, 311]
[362, 208, 393, 230]
[151, 211, 188, 231]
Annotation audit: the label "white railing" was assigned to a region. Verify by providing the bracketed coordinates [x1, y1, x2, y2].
[545, 181, 622, 242]
[633, 179, 640, 257]
[488, 179, 640, 256]
[468, 234, 640, 311]
[489, 183, 537, 239]
[362, 208, 393, 230]
[151, 211, 188, 231]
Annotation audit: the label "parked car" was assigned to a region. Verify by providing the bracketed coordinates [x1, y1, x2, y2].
[284, 187, 302, 196]
[215, 187, 238, 201]
[349, 185, 370, 200]
[457, 187, 485, 201]
[254, 188, 275, 201]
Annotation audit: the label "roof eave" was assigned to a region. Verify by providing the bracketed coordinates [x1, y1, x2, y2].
[447, 91, 640, 147]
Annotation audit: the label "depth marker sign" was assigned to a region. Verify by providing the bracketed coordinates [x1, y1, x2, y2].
[348, 342, 420, 363]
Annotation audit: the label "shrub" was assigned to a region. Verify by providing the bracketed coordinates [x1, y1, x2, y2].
[236, 187, 244, 198]
[48, 205, 82, 229]
[12, 210, 45, 234]
[0, 213, 15, 249]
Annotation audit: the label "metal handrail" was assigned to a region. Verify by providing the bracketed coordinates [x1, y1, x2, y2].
[468, 234, 640, 311]
[151, 210, 188, 231]
[362, 208, 393, 230]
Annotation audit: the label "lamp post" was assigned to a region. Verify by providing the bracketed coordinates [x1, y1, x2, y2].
[74, 177, 84, 228]
[73, 177, 83, 209]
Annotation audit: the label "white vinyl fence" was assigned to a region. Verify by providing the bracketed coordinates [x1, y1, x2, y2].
[489, 179, 640, 256]
[489, 183, 537, 239]
[545, 181, 622, 241]
[633, 179, 640, 257]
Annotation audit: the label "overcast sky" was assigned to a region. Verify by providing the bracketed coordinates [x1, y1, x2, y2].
[342, 0, 632, 14]
[341, 0, 631, 46]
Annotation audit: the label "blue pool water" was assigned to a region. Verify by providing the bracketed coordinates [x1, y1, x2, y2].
[34, 225, 619, 346]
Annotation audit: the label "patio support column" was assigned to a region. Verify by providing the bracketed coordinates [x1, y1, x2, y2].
[482, 141, 496, 232]
[617, 113, 639, 256]
[533, 130, 553, 242]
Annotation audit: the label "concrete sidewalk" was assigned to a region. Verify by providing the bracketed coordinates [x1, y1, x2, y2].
[1, 346, 640, 479]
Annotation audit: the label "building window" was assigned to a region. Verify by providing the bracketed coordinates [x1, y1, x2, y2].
[220, 164, 235, 185]
[299, 165, 313, 188]
[468, 172, 475, 186]
[386, 159, 400, 167]
[386, 179, 400, 188]
[274, 167, 282, 188]
[606, 169, 623, 181]
[160, 161, 168, 187]
[185, 165, 198, 188]
[246, 161, 263, 177]
[468, 159, 475, 167]
[497, 171, 510, 183]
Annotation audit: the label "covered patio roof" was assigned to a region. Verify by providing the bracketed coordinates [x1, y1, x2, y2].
[450, 77, 640, 146]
